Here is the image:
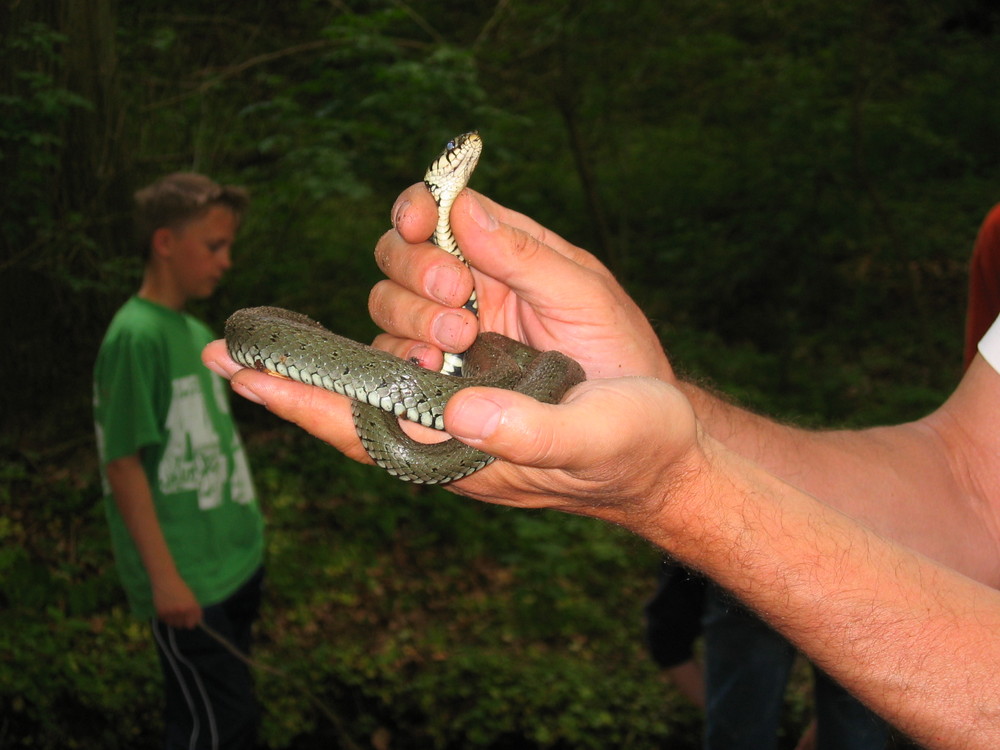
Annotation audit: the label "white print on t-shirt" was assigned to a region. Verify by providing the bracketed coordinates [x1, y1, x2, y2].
[228, 431, 255, 506]
[93, 382, 110, 496]
[158, 375, 229, 510]
[211, 373, 231, 416]
[211, 373, 255, 505]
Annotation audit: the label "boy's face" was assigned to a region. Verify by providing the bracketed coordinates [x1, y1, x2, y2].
[159, 205, 238, 302]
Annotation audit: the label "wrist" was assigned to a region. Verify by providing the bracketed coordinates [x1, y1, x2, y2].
[149, 565, 185, 590]
[615, 426, 723, 550]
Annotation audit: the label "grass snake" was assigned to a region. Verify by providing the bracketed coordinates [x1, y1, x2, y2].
[225, 133, 585, 483]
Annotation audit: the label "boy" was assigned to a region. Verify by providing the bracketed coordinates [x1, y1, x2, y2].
[94, 173, 264, 749]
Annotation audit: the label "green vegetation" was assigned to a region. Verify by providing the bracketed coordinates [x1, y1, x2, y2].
[3, 0, 998, 746]
[3, 432, 702, 748]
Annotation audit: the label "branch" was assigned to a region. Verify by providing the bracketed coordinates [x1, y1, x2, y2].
[143, 39, 334, 111]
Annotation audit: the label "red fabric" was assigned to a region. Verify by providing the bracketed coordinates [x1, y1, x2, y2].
[964, 204, 1000, 370]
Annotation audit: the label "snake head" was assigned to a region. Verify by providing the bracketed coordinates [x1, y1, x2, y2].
[425, 131, 483, 195]
[446, 131, 480, 153]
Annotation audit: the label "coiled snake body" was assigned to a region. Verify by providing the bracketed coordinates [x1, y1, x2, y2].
[225, 133, 585, 484]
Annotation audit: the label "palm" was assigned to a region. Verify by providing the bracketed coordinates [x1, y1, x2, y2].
[455, 192, 673, 382]
[472, 264, 669, 381]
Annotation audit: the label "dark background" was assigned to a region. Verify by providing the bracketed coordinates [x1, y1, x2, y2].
[3, 0, 998, 747]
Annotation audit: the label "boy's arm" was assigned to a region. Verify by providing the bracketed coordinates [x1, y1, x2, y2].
[105, 453, 202, 628]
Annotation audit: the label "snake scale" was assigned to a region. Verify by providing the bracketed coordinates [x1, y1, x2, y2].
[225, 132, 585, 484]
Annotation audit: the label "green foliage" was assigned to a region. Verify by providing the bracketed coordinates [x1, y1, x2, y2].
[0, 22, 93, 256]
[1, 430, 691, 749]
[0, 449, 159, 748]
[10, 0, 997, 432]
[240, 432, 696, 749]
[6, 0, 1000, 746]
[1, 608, 160, 749]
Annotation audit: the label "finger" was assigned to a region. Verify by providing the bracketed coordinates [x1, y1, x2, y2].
[368, 279, 478, 354]
[390, 183, 439, 244]
[441, 381, 611, 471]
[447, 192, 611, 312]
[383, 184, 476, 309]
[437, 378, 701, 527]
[163, 609, 199, 630]
[385, 185, 610, 313]
[370, 332, 445, 372]
[207, 336, 442, 460]
[374, 228, 474, 309]
[389, 179, 587, 267]
[202, 339, 242, 379]
[452, 190, 609, 277]
[228, 366, 372, 464]
[443, 378, 694, 474]
[453, 192, 673, 380]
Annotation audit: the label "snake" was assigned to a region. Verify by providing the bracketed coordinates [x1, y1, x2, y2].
[225, 132, 585, 484]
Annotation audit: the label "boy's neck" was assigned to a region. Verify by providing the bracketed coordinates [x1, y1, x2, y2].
[138, 268, 186, 311]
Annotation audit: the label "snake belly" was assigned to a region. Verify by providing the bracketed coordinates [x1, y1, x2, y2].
[224, 306, 585, 484]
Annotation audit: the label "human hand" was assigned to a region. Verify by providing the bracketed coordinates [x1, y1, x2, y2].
[205, 330, 704, 528]
[203, 183, 692, 514]
[152, 573, 203, 629]
[371, 185, 676, 382]
[429, 375, 705, 529]
[202, 338, 377, 463]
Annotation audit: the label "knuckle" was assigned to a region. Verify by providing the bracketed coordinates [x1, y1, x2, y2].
[506, 225, 544, 263]
[373, 230, 395, 273]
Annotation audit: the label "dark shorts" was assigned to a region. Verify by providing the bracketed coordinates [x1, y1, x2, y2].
[643, 562, 707, 668]
[152, 566, 265, 750]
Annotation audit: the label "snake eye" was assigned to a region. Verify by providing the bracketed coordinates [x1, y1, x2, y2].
[446, 139, 456, 151]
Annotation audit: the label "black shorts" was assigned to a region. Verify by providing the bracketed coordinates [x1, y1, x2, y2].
[643, 562, 707, 668]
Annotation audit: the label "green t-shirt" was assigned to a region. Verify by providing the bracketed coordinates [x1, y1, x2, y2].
[93, 296, 264, 619]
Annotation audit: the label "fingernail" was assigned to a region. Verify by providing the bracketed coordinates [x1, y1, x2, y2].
[428, 264, 463, 304]
[405, 344, 433, 366]
[467, 195, 498, 232]
[433, 312, 467, 349]
[392, 199, 411, 228]
[449, 395, 503, 440]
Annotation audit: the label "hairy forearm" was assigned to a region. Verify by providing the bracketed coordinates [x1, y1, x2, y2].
[678, 380, 1000, 584]
[637, 438, 1000, 749]
[677, 379, 920, 491]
